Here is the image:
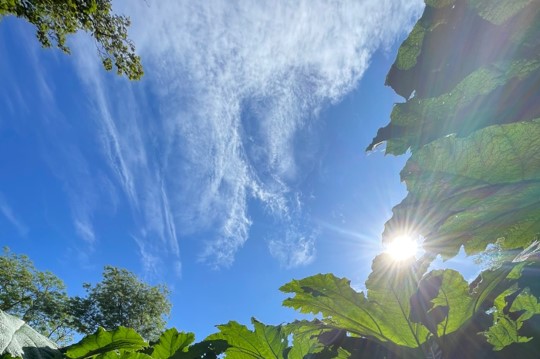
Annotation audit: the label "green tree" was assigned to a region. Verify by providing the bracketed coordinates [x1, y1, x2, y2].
[0, 0, 143, 80]
[69, 266, 171, 342]
[0, 247, 73, 344]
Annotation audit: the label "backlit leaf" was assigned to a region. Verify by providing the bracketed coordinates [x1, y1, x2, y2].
[382, 120, 540, 258]
[64, 327, 147, 359]
[281, 255, 430, 348]
[206, 319, 287, 359]
[151, 329, 194, 359]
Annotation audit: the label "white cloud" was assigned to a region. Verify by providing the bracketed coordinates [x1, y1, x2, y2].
[74, 218, 96, 245]
[71, 0, 422, 269]
[41, 141, 107, 250]
[0, 194, 28, 237]
[70, 39, 181, 271]
[268, 224, 317, 268]
[133, 235, 161, 276]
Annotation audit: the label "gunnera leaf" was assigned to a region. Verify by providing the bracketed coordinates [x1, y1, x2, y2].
[0, 310, 61, 359]
[385, 0, 539, 99]
[371, 60, 540, 155]
[64, 327, 147, 359]
[281, 255, 430, 348]
[382, 120, 540, 259]
[150, 329, 194, 359]
[410, 262, 527, 338]
[206, 318, 288, 359]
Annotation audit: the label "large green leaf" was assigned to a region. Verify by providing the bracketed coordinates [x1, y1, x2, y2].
[206, 319, 288, 359]
[64, 327, 147, 359]
[169, 339, 227, 359]
[150, 329, 194, 359]
[382, 120, 540, 258]
[468, 0, 535, 25]
[281, 255, 430, 349]
[363, 0, 540, 356]
[376, 0, 540, 155]
[0, 310, 61, 359]
[206, 319, 350, 359]
[94, 351, 152, 359]
[370, 60, 540, 155]
[385, 0, 540, 99]
[392, 0, 456, 72]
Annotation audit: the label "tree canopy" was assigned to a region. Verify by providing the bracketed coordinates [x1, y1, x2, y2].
[0, 249, 171, 345]
[0, 247, 72, 344]
[69, 266, 171, 342]
[0, 0, 143, 80]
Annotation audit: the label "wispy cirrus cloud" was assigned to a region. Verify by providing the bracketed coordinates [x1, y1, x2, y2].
[69, 0, 422, 270]
[0, 193, 28, 237]
[70, 40, 181, 272]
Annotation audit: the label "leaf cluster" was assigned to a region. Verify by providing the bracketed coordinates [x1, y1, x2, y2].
[0, 0, 143, 79]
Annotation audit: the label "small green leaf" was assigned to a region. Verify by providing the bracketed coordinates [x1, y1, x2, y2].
[486, 289, 540, 350]
[284, 322, 338, 359]
[411, 263, 526, 338]
[485, 316, 531, 350]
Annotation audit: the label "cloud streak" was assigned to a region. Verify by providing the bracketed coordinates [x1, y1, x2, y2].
[0, 193, 28, 237]
[71, 0, 422, 270]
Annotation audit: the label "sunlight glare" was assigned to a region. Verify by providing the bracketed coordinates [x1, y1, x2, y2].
[386, 234, 418, 261]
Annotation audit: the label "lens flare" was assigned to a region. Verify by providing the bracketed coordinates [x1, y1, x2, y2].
[386, 234, 418, 261]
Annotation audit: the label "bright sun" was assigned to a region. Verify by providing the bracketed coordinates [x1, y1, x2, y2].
[386, 235, 418, 261]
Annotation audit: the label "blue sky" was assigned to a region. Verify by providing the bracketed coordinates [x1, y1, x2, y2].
[0, 0, 442, 339]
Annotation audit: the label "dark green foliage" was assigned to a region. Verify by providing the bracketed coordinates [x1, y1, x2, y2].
[69, 266, 171, 342]
[0, 0, 143, 79]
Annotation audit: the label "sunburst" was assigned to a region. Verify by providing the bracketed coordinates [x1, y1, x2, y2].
[385, 234, 418, 261]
